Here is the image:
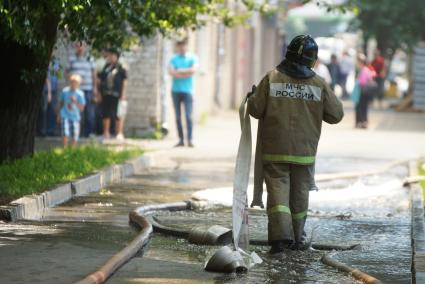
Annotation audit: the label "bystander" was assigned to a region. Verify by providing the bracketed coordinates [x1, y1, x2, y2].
[168, 38, 198, 147]
[58, 74, 86, 146]
[98, 48, 128, 140]
[66, 42, 97, 137]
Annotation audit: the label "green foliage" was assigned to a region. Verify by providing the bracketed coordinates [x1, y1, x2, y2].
[0, 0, 274, 54]
[0, 145, 143, 203]
[354, 0, 425, 53]
[309, 0, 425, 53]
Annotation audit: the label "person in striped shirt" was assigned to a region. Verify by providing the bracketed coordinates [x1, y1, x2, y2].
[66, 42, 98, 138]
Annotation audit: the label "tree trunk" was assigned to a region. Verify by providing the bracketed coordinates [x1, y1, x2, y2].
[0, 18, 58, 162]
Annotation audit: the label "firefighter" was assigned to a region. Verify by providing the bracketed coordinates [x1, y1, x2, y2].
[248, 35, 344, 253]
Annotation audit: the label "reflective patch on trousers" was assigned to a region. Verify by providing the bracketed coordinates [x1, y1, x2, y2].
[263, 154, 315, 165]
[292, 210, 307, 220]
[267, 205, 291, 215]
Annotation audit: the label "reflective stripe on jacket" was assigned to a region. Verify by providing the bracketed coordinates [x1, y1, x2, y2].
[247, 69, 344, 165]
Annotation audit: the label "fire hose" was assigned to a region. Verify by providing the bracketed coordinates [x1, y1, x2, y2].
[75, 200, 380, 284]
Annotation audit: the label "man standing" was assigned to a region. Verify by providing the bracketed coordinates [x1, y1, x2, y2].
[98, 48, 128, 140]
[169, 38, 198, 147]
[371, 49, 386, 108]
[66, 41, 97, 137]
[248, 35, 344, 253]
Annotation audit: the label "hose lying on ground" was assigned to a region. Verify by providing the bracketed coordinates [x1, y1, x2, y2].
[321, 253, 382, 284]
[149, 215, 360, 251]
[74, 202, 190, 284]
[248, 238, 360, 251]
[149, 208, 383, 283]
[75, 200, 370, 284]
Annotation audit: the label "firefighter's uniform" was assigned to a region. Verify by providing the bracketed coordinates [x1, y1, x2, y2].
[248, 67, 344, 246]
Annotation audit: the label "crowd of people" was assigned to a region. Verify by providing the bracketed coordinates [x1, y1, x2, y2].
[37, 37, 386, 148]
[313, 49, 387, 129]
[313, 51, 355, 100]
[37, 42, 129, 146]
[38, 39, 198, 148]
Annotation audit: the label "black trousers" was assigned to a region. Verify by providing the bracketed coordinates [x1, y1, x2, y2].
[355, 93, 370, 124]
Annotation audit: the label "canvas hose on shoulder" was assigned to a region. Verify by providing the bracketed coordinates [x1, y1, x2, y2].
[250, 85, 265, 209]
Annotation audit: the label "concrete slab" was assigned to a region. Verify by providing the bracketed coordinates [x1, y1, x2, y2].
[122, 163, 135, 177]
[100, 166, 113, 186]
[72, 173, 102, 196]
[43, 183, 72, 207]
[11, 195, 45, 220]
[112, 165, 123, 183]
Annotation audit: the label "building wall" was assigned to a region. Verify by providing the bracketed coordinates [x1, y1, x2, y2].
[123, 36, 162, 136]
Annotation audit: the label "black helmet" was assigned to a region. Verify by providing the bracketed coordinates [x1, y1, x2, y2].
[285, 35, 318, 68]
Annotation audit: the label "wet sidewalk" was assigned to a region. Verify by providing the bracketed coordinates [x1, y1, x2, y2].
[1, 105, 425, 283]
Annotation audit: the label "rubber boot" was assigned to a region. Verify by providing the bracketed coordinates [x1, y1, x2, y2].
[269, 240, 293, 254]
[291, 220, 309, 251]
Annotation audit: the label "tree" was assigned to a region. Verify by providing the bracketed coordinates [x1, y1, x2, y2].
[311, 0, 425, 58]
[353, 0, 425, 58]
[0, 0, 271, 162]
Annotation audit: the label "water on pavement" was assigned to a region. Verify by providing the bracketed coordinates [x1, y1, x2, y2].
[0, 157, 411, 283]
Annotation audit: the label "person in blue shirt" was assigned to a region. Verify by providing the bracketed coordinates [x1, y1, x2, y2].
[168, 38, 198, 147]
[59, 74, 86, 146]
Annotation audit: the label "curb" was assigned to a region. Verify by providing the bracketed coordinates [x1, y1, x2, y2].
[410, 160, 425, 284]
[0, 155, 152, 222]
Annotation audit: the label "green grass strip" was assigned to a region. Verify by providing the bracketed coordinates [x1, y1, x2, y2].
[0, 145, 143, 204]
